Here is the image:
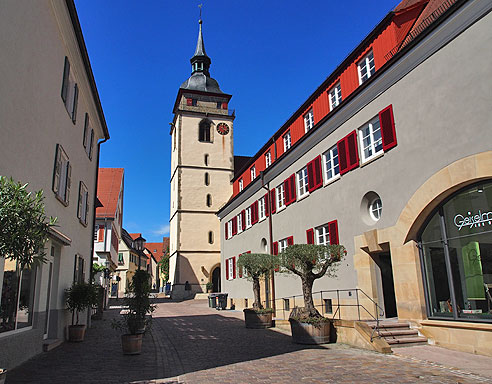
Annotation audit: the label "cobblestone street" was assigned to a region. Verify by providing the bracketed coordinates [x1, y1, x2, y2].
[6, 299, 492, 383]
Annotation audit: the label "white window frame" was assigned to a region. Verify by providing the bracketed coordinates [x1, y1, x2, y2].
[297, 167, 309, 198]
[358, 116, 383, 163]
[278, 238, 289, 253]
[258, 196, 266, 221]
[245, 207, 252, 228]
[369, 198, 382, 221]
[227, 258, 234, 280]
[357, 50, 375, 85]
[237, 214, 243, 233]
[276, 184, 285, 211]
[227, 220, 233, 239]
[304, 109, 314, 133]
[53, 145, 71, 205]
[316, 225, 330, 246]
[328, 83, 342, 111]
[323, 145, 340, 183]
[265, 152, 272, 168]
[250, 166, 256, 180]
[283, 131, 291, 152]
[239, 179, 244, 192]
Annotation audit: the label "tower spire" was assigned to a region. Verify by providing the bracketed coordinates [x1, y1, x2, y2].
[190, 4, 211, 76]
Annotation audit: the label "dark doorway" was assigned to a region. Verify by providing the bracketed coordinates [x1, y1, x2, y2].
[375, 252, 398, 318]
[212, 267, 220, 293]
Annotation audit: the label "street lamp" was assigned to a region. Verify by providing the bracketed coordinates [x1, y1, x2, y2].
[134, 235, 146, 270]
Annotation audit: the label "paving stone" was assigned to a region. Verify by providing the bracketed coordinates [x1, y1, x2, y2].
[5, 299, 492, 383]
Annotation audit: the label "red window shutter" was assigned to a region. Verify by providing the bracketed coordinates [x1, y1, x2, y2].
[307, 160, 315, 192]
[284, 178, 291, 205]
[273, 241, 278, 255]
[225, 259, 229, 280]
[222, 102, 228, 110]
[313, 155, 323, 189]
[238, 254, 243, 278]
[346, 130, 359, 171]
[270, 189, 276, 214]
[186, 98, 193, 106]
[225, 222, 229, 240]
[264, 193, 270, 217]
[287, 236, 294, 246]
[328, 220, 339, 245]
[252, 201, 259, 225]
[306, 228, 314, 244]
[98, 226, 104, 242]
[379, 104, 397, 151]
[232, 217, 238, 235]
[337, 138, 348, 175]
[232, 257, 236, 279]
[289, 174, 296, 203]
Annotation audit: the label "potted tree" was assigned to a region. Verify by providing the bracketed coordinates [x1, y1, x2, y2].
[278, 244, 346, 344]
[237, 252, 278, 328]
[65, 282, 97, 341]
[0, 177, 56, 381]
[206, 281, 213, 293]
[112, 270, 155, 354]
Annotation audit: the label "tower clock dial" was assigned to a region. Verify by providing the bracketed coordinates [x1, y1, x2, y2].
[216, 123, 230, 135]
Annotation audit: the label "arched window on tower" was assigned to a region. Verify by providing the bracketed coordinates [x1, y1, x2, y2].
[208, 231, 214, 244]
[205, 172, 210, 186]
[206, 194, 212, 207]
[204, 154, 209, 166]
[199, 119, 212, 142]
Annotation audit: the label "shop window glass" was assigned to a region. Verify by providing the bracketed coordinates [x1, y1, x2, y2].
[420, 181, 492, 321]
[0, 260, 36, 333]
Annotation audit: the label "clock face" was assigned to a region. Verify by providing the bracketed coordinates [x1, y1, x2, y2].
[216, 123, 230, 136]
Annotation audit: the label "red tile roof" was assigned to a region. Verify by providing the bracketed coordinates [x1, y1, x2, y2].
[144, 237, 169, 263]
[96, 168, 124, 219]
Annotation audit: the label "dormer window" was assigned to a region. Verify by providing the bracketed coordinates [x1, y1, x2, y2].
[304, 109, 314, 132]
[358, 50, 375, 85]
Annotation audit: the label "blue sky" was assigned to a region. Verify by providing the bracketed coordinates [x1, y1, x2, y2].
[74, 0, 399, 242]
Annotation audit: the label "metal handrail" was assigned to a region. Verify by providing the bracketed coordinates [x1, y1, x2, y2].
[260, 288, 385, 342]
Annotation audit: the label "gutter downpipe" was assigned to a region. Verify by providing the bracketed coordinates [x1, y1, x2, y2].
[261, 171, 275, 312]
[88, 137, 108, 327]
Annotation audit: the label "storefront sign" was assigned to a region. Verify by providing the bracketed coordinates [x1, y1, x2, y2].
[454, 210, 492, 230]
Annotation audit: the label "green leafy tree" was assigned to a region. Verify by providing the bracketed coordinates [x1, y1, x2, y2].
[65, 282, 97, 325]
[279, 244, 346, 318]
[157, 246, 170, 282]
[237, 253, 279, 310]
[0, 176, 56, 269]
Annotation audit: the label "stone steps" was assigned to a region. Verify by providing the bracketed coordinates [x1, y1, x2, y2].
[368, 320, 428, 348]
[43, 338, 62, 352]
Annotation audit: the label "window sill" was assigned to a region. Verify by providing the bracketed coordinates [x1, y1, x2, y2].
[324, 174, 341, 187]
[79, 218, 88, 227]
[54, 193, 69, 207]
[0, 326, 33, 339]
[360, 151, 384, 168]
[297, 193, 309, 202]
[276, 206, 286, 213]
[259, 217, 266, 223]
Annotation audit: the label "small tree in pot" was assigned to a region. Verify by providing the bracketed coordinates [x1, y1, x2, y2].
[112, 270, 155, 354]
[279, 244, 346, 344]
[237, 252, 279, 328]
[65, 282, 97, 341]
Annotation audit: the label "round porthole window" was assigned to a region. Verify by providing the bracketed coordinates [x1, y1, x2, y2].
[369, 198, 382, 221]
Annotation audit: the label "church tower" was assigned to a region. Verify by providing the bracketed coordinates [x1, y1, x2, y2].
[168, 17, 234, 299]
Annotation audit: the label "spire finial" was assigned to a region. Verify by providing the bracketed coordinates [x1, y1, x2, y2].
[198, 4, 203, 24]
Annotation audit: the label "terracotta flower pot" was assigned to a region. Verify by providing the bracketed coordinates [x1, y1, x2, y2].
[121, 334, 143, 355]
[68, 324, 86, 342]
[243, 309, 273, 329]
[289, 318, 331, 344]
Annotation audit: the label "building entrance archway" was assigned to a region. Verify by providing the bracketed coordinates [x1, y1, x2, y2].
[211, 266, 221, 293]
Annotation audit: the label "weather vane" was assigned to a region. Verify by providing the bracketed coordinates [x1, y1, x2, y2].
[198, 4, 203, 21]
